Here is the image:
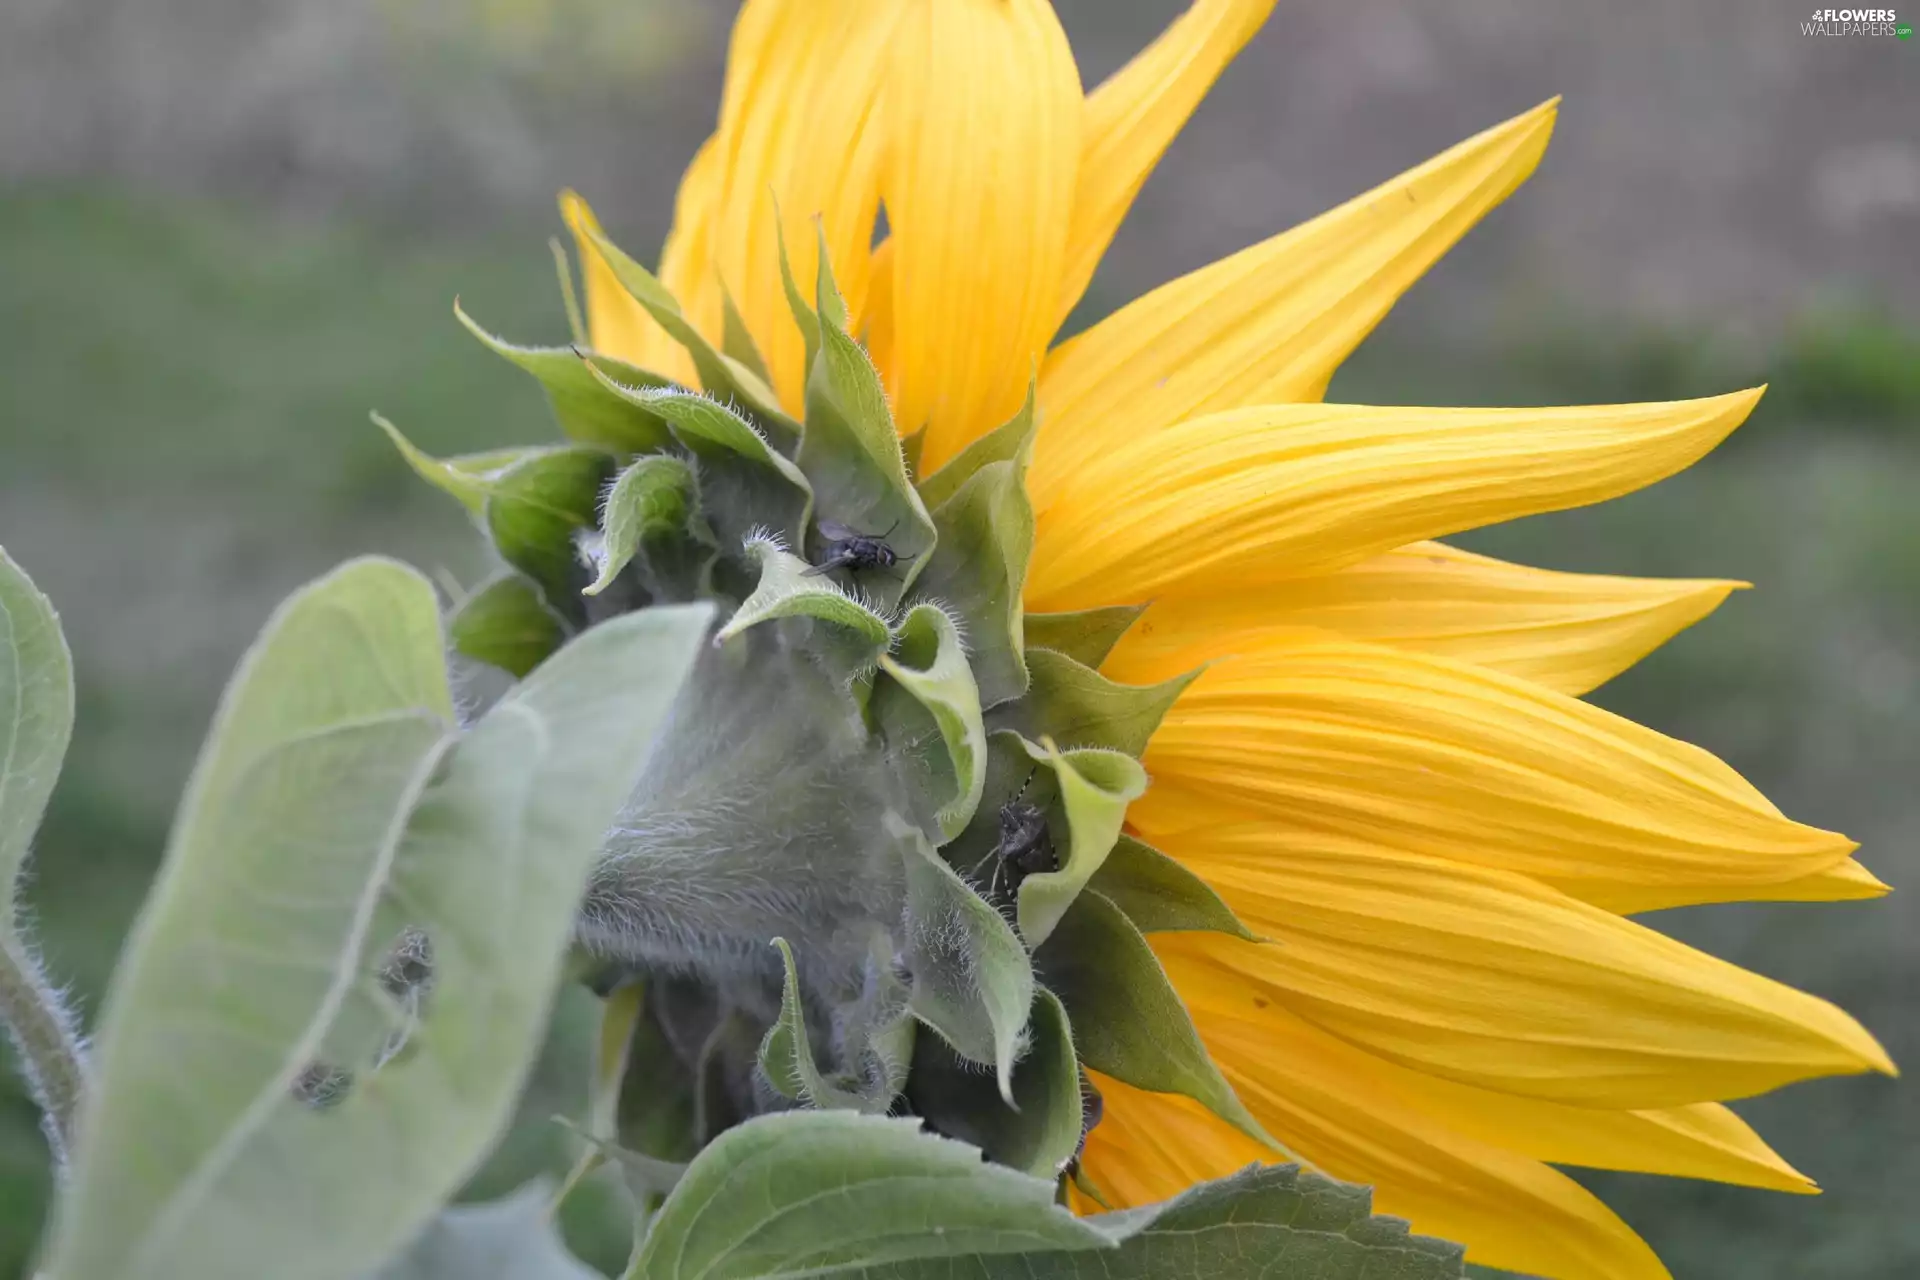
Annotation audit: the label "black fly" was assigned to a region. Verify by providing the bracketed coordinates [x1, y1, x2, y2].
[971, 769, 1056, 899]
[805, 518, 909, 577]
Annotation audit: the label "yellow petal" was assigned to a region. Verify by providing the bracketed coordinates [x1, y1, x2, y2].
[881, 0, 1082, 471]
[1753, 856, 1891, 902]
[1091, 1002, 1671, 1280]
[1154, 839, 1893, 1108]
[1135, 635, 1863, 912]
[1171, 967, 1814, 1194]
[1102, 539, 1742, 694]
[561, 190, 691, 383]
[1033, 100, 1557, 493]
[1054, 0, 1279, 329]
[1027, 390, 1762, 612]
[705, 0, 901, 412]
[1076, 1070, 1272, 1210]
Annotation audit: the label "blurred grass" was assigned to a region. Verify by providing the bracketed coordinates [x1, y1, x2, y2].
[1, 187, 1916, 1278]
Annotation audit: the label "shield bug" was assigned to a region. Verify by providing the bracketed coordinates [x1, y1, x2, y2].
[971, 768, 1057, 899]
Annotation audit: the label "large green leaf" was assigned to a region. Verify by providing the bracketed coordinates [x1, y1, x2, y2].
[1012, 739, 1146, 950]
[875, 604, 987, 840]
[633, 1111, 1117, 1280]
[797, 242, 936, 612]
[572, 215, 800, 447]
[895, 817, 1033, 1102]
[483, 447, 618, 614]
[0, 545, 86, 1165]
[1036, 891, 1277, 1153]
[1019, 606, 1144, 670]
[988, 649, 1195, 757]
[455, 301, 675, 454]
[373, 1183, 601, 1280]
[836, 1164, 1466, 1280]
[46, 564, 712, 1280]
[448, 573, 569, 678]
[906, 988, 1083, 1181]
[1087, 836, 1257, 942]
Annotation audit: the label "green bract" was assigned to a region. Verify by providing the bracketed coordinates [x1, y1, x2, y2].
[384, 231, 1280, 1212]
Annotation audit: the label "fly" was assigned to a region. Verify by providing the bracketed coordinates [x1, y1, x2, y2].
[805, 518, 909, 577]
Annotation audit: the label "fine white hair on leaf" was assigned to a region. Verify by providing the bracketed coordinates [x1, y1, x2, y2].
[742, 525, 789, 556]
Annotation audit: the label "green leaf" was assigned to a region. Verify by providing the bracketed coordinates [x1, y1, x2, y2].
[455, 301, 675, 453]
[615, 984, 701, 1167]
[760, 938, 885, 1112]
[634, 1111, 1117, 1280]
[906, 987, 1083, 1181]
[894, 815, 1033, 1102]
[449, 573, 569, 678]
[583, 455, 700, 597]
[1020, 606, 1145, 669]
[1036, 891, 1277, 1154]
[719, 284, 774, 387]
[842, 1163, 1466, 1280]
[717, 536, 893, 655]
[373, 413, 533, 516]
[583, 368, 813, 550]
[484, 446, 618, 614]
[373, 1183, 601, 1280]
[915, 381, 1036, 512]
[0, 545, 86, 1164]
[1012, 739, 1147, 950]
[572, 214, 801, 447]
[797, 240, 936, 612]
[876, 603, 987, 840]
[552, 981, 649, 1213]
[988, 648, 1195, 757]
[1088, 835, 1258, 941]
[914, 453, 1035, 709]
[0, 546, 73, 927]
[47, 576, 712, 1280]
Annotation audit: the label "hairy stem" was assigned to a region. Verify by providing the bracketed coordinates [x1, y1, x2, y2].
[0, 928, 88, 1169]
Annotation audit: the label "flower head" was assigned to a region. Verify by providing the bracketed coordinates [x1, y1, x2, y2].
[394, 4, 1895, 1278]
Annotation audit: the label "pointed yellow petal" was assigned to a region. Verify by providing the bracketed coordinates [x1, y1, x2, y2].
[1102, 540, 1743, 695]
[1171, 969, 1814, 1194]
[705, 0, 901, 412]
[881, 0, 1082, 471]
[1092, 1002, 1670, 1280]
[1033, 100, 1558, 489]
[1153, 839, 1893, 1108]
[1750, 857, 1892, 903]
[1135, 635, 1865, 913]
[1027, 390, 1761, 612]
[1054, 0, 1278, 329]
[561, 189, 690, 383]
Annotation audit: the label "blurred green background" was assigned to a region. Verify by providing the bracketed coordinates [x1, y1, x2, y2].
[1, 2, 1915, 1277]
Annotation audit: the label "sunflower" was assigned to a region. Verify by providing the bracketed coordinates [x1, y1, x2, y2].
[391, 2, 1895, 1278]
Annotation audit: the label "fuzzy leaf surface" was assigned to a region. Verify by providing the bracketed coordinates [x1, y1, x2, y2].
[1013, 739, 1147, 949]
[448, 573, 568, 678]
[585, 455, 701, 597]
[634, 1111, 1116, 1280]
[484, 447, 617, 614]
[1037, 891, 1275, 1152]
[876, 604, 987, 840]
[906, 988, 1082, 1181]
[48, 579, 711, 1280]
[718, 538, 892, 654]
[915, 455, 1035, 709]
[373, 1183, 601, 1280]
[1088, 835, 1258, 941]
[825, 1163, 1466, 1280]
[573, 216, 800, 446]
[895, 817, 1033, 1101]
[374, 414, 532, 517]
[455, 301, 675, 453]
[760, 938, 883, 1112]
[988, 648, 1194, 757]
[798, 249, 936, 611]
